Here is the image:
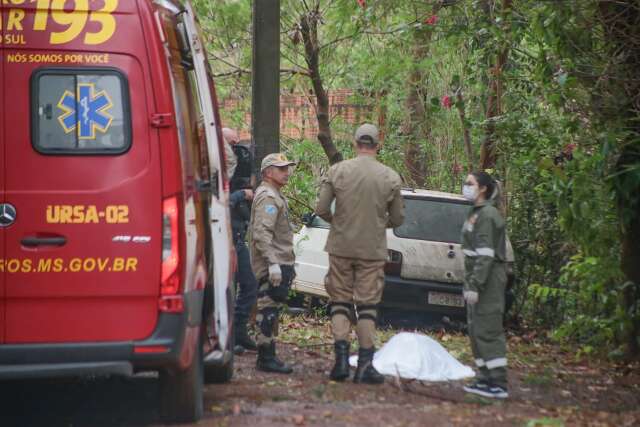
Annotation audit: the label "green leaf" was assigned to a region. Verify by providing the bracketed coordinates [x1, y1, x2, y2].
[557, 72, 568, 86]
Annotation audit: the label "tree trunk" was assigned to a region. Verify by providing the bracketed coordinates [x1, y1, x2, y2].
[402, 67, 429, 187]
[479, 0, 512, 170]
[300, 11, 343, 165]
[401, 4, 444, 187]
[455, 89, 475, 172]
[598, 0, 640, 356]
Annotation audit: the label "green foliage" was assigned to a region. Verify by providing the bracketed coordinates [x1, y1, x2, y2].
[196, 0, 640, 355]
[281, 138, 327, 221]
[526, 418, 565, 427]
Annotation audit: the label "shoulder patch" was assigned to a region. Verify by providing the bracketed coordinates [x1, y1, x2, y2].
[264, 204, 277, 215]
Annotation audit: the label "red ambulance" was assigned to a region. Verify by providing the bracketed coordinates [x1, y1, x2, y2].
[0, 0, 235, 422]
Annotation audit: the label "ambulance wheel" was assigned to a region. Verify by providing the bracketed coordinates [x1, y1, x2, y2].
[159, 336, 204, 423]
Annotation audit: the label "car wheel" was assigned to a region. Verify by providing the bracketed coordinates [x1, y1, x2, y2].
[159, 335, 204, 423]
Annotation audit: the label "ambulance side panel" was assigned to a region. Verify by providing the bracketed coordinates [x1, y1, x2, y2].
[1, 2, 7, 344]
[2, 2, 162, 343]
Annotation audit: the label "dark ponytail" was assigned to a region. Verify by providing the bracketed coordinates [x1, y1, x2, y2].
[471, 171, 495, 200]
[472, 170, 505, 214]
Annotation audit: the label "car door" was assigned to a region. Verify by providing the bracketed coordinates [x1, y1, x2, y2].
[389, 196, 470, 284]
[3, 10, 162, 343]
[293, 217, 330, 298]
[182, 2, 233, 351]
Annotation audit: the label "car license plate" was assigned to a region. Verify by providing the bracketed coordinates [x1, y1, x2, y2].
[428, 292, 464, 307]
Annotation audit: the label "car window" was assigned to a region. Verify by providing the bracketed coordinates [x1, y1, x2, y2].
[32, 69, 131, 155]
[308, 199, 334, 229]
[394, 198, 471, 243]
[310, 215, 330, 229]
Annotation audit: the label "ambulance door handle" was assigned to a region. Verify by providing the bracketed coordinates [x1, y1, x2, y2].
[21, 236, 67, 247]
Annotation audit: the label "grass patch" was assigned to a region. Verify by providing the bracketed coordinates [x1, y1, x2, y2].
[526, 417, 565, 427]
[279, 314, 475, 362]
[312, 384, 326, 399]
[462, 394, 497, 405]
[523, 368, 555, 387]
[270, 395, 292, 402]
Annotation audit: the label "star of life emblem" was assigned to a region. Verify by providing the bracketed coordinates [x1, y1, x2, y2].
[57, 83, 114, 140]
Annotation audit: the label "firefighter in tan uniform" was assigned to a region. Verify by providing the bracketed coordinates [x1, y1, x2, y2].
[315, 124, 405, 384]
[250, 153, 297, 374]
[460, 171, 509, 399]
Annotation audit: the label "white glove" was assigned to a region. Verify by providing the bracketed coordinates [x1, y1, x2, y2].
[268, 264, 282, 287]
[463, 290, 479, 305]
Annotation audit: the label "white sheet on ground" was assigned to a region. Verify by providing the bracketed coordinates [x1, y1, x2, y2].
[348, 332, 475, 381]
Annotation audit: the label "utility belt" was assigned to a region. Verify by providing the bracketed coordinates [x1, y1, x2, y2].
[232, 229, 247, 246]
[258, 264, 296, 303]
[231, 199, 252, 223]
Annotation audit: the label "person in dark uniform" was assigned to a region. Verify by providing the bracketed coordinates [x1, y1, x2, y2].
[225, 129, 258, 354]
[461, 171, 509, 399]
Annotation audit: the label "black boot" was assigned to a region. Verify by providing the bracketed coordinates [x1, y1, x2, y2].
[235, 322, 257, 352]
[330, 340, 350, 381]
[353, 347, 384, 384]
[257, 341, 293, 374]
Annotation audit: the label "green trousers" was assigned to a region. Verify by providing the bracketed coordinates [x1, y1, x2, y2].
[467, 262, 508, 388]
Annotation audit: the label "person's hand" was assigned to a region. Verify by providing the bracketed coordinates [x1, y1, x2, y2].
[243, 189, 254, 201]
[268, 264, 282, 287]
[463, 290, 479, 305]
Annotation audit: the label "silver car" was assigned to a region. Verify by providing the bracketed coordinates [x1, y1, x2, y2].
[293, 189, 515, 320]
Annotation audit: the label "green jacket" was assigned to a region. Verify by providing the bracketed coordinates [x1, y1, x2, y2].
[461, 200, 506, 293]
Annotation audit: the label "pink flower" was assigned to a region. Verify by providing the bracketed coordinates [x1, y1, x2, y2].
[357, 0, 366, 8]
[441, 95, 452, 109]
[425, 15, 438, 25]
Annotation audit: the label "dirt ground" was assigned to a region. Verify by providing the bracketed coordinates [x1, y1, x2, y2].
[196, 315, 640, 427]
[1, 315, 638, 427]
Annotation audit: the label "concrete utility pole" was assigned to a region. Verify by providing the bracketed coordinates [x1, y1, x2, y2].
[251, 0, 280, 174]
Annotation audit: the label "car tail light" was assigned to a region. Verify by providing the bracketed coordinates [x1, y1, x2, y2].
[385, 249, 403, 276]
[160, 196, 183, 312]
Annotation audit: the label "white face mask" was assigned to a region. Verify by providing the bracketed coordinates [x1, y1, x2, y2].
[462, 184, 478, 201]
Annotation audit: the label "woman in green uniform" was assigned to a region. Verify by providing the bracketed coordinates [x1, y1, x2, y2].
[461, 171, 509, 399]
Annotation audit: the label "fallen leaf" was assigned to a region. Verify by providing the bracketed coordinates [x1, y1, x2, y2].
[232, 403, 241, 416]
[292, 414, 305, 425]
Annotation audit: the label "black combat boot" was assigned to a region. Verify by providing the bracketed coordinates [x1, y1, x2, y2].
[353, 347, 384, 384]
[330, 340, 350, 381]
[235, 322, 257, 352]
[256, 341, 293, 374]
